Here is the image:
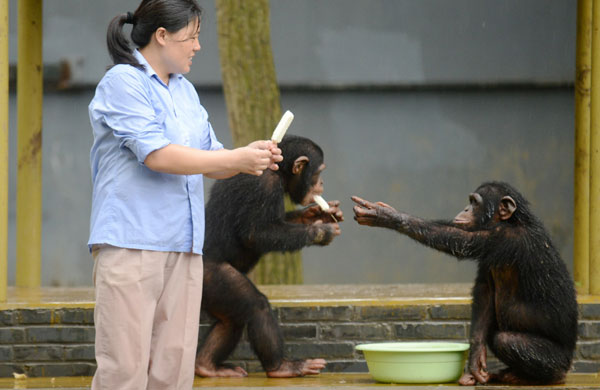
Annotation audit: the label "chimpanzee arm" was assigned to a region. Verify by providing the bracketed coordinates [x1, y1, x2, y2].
[353, 196, 488, 259]
[285, 209, 307, 222]
[249, 222, 337, 255]
[464, 270, 495, 384]
[395, 215, 489, 259]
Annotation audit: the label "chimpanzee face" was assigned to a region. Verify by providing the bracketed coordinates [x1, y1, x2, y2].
[453, 187, 517, 228]
[298, 163, 325, 206]
[278, 135, 327, 206]
[453, 192, 484, 228]
[287, 157, 326, 206]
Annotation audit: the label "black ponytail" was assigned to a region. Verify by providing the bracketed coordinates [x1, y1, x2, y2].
[106, 0, 203, 70]
[106, 13, 143, 70]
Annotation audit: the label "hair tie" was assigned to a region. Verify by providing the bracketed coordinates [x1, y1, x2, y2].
[125, 12, 135, 25]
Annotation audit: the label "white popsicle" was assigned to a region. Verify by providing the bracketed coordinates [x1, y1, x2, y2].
[271, 110, 294, 143]
[314, 195, 330, 211]
[314, 195, 338, 222]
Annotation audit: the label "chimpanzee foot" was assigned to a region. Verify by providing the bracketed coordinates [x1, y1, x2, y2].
[458, 368, 491, 386]
[458, 373, 477, 386]
[194, 361, 248, 377]
[266, 359, 327, 378]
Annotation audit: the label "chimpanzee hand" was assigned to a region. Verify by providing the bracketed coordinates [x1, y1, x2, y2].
[351, 196, 402, 229]
[459, 343, 489, 385]
[297, 201, 344, 224]
[311, 221, 341, 246]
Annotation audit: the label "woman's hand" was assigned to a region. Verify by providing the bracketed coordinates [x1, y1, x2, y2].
[247, 140, 283, 171]
[232, 146, 273, 176]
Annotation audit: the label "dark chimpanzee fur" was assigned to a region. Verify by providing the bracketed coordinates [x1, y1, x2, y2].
[352, 181, 577, 385]
[195, 135, 342, 378]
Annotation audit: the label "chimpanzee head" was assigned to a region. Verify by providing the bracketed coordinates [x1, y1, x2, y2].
[277, 135, 325, 205]
[453, 181, 533, 229]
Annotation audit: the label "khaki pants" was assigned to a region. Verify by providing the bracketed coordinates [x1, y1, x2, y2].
[91, 246, 203, 390]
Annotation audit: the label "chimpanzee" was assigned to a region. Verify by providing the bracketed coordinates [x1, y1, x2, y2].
[195, 135, 343, 378]
[352, 181, 577, 385]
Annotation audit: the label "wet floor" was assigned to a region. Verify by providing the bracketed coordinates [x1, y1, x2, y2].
[0, 373, 598, 389]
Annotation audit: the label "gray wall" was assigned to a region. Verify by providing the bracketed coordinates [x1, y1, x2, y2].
[9, 0, 574, 86]
[5, 0, 576, 285]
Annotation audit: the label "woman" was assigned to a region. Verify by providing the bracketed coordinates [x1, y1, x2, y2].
[88, 1, 281, 389]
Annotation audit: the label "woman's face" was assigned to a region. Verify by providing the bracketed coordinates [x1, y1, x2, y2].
[163, 17, 201, 75]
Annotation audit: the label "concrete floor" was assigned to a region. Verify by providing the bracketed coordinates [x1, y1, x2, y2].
[0, 373, 598, 389]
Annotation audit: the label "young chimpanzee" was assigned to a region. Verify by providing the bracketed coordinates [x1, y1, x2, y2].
[352, 181, 577, 385]
[195, 135, 343, 378]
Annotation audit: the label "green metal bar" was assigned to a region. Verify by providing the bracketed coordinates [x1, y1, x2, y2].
[16, 0, 42, 288]
[0, 0, 8, 301]
[575, 0, 593, 295]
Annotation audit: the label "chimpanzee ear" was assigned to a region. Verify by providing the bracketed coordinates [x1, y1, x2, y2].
[499, 196, 517, 220]
[292, 156, 309, 175]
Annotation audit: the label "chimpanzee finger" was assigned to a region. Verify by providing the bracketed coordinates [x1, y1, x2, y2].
[326, 204, 343, 218]
[353, 204, 376, 217]
[328, 200, 341, 208]
[472, 369, 489, 384]
[332, 209, 344, 222]
[351, 195, 366, 205]
[331, 224, 341, 235]
[354, 217, 378, 226]
[353, 212, 378, 226]
[469, 361, 490, 384]
[351, 195, 377, 209]
[305, 204, 321, 214]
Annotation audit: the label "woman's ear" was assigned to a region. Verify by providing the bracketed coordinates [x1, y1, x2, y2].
[155, 27, 168, 46]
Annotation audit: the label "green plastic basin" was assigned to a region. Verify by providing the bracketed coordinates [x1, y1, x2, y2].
[355, 342, 469, 384]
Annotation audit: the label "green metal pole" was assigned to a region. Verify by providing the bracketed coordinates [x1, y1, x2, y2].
[589, 0, 600, 295]
[0, 0, 9, 301]
[16, 0, 42, 288]
[575, 0, 593, 295]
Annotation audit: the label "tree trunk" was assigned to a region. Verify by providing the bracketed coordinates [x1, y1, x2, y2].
[215, 0, 302, 284]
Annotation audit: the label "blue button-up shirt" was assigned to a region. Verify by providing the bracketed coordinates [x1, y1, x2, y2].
[88, 50, 223, 254]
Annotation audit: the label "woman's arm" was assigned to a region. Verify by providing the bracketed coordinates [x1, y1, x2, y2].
[145, 141, 280, 176]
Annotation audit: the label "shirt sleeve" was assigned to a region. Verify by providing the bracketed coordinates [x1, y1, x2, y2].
[206, 121, 224, 151]
[94, 69, 171, 164]
[193, 90, 223, 152]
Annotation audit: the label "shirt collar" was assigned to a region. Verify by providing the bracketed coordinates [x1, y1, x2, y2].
[133, 49, 184, 87]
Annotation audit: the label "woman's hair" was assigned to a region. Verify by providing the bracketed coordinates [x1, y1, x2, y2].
[106, 0, 202, 70]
